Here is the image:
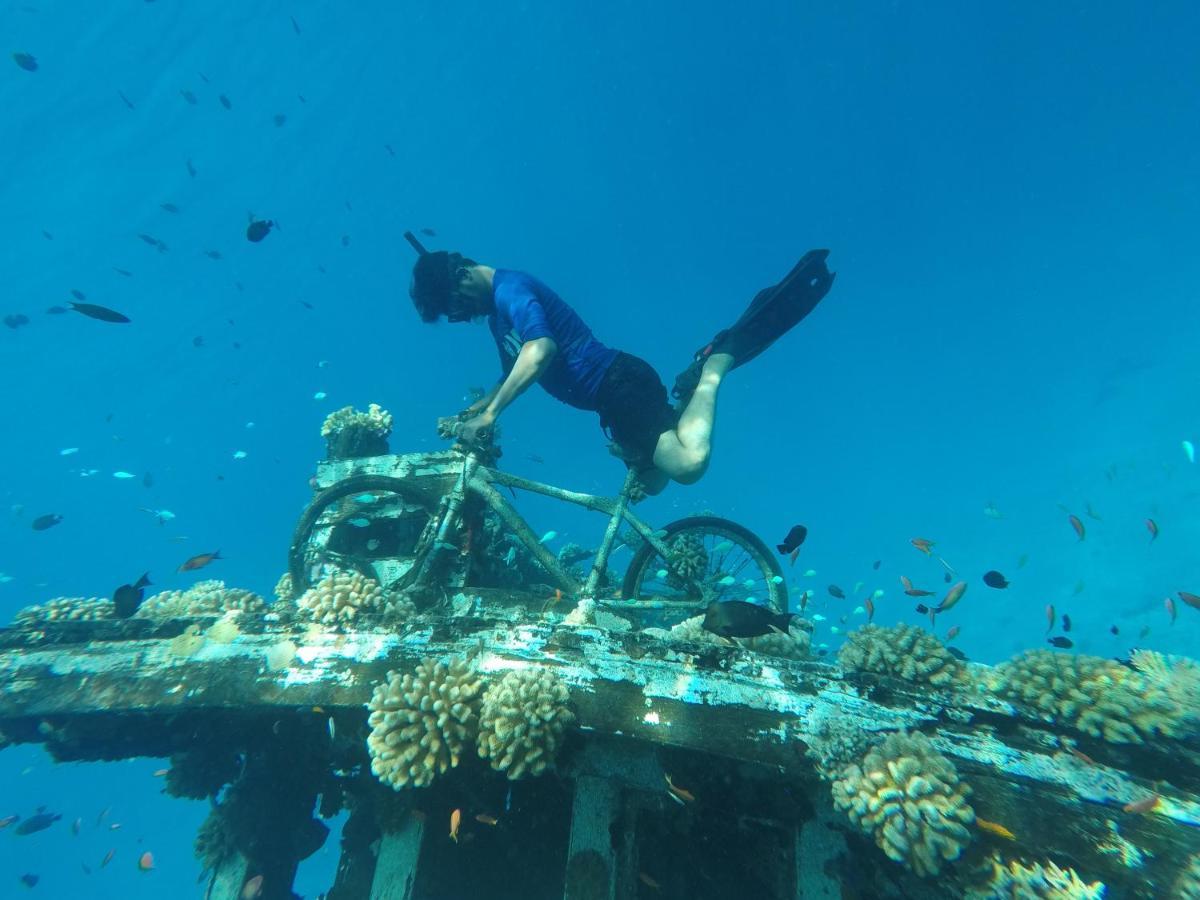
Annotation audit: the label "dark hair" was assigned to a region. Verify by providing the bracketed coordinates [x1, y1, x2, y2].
[410, 250, 476, 322]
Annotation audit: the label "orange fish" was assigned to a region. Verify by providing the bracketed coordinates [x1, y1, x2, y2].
[1063, 741, 1097, 766]
[789, 547, 800, 567]
[101, 848, 115, 868]
[1123, 795, 1159, 814]
[910, 538, 935, 556]
[178, 550, 221, 572]
[474, 813, 499, 826]
[241, 874, 265, 899]
[975, 817, 1016, 840]
[865, 597, 875, 623]
[1178, 591, 1200, 611]
[0, 815, 18, 829]
[936, 581, 967, 613]
[639, 872, 662, 891]
[1045, 604, 1055, 633]
[946, 625, 961, 640]
[449, 808, 461, 842]
[1145, 518, 1158, 541]
[152, 768, 168, 777]
[1068, 515, 1085, 541]
[664, 774, 695, 804]
[1166, 597, 1177, 624]
[900, 575, 934, 597]
[138, 851, 154, 871]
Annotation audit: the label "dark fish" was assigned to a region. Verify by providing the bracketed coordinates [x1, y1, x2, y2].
[915, 603, 930, 615]
[180, 89, 197, 105]
[137, 233, 167, 251]
[872, 559, 881, 570]
[178, 550, 221, 572]
[69, 302, 130, 323]
[4, 314, 30, 329]
[113, 268, 133, 277]
[775, 525, 807, 554]
[192, 336, 205, 347]
[14, 809, 60, 835]
[420, 227, 436, 236]
[31, 514, 63, 531]
[45, 306, 68, 314]
[204, 249, 222, 260]
[827, 584, 845, 599]
[186, 158, 197, 178]
[246, 219, 274, 242]
[1110, 625, 1119, 635]
[13, 52, 38, 72]
[70, 289, 86, 301]
[944, 572, 952, 583]
[112, 572, 151, 618]
[218, 94, 231, 110]
[341, 234, 350, 247]
[702, 600, 796, 639]
[20, 873, 38, 887]
[273, 113, 287, 127]
[290, 15, 301, 34]
[946, 647, 967, 661]
[1179, 591, 1200, 610]
[1062, 614, 1072, 632]
[385, 144, 396, 157]
[159, 202, 180, 213]
[41, 230, 54, 240]
[982, 570, 1009, 589]
[1048, 636, 1074, 649]
[118, 90, 135, 109]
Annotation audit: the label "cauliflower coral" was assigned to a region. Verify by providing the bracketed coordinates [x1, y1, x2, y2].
[297, 570, 384, 627]
[139, 580, 266, 620]
[14, 597, 113, 626]
[477, 668, 574, 779]
[838, 623, 964, 688]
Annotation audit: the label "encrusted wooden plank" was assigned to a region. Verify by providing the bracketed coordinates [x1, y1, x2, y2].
[369, 815, 424, 900]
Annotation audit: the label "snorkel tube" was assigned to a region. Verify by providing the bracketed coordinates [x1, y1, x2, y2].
[403, 230, 429, 256]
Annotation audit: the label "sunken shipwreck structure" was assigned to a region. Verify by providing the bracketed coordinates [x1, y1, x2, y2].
[1, 405, 1198, 900]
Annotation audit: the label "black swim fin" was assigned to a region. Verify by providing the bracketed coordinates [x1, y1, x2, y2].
[672, 249, 835, 404]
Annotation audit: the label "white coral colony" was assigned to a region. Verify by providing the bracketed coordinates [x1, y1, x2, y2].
[477, 668, 574, 780]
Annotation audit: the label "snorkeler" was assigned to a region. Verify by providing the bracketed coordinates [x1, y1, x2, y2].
[405, 232, 835, 496]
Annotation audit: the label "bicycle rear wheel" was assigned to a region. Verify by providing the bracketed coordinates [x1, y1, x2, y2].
[620, 516, 788, 618]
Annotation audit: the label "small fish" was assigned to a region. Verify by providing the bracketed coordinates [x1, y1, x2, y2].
[827, 584, 845, 599]
[204, 249, 223, 260]
[1183, 440, 1196, 464]
[936, 581, 967, 613]
[975, 817, 1016, 841]
[943, 572, 952, 583]
[273, 113, 287, 127]
[1068, 514, 1085, 541]
[118, 90, 135, 109]
[776, 525, 807, 554]
[180, 89, 198, 105]
[138, 851, 154, 871]
[1063, 741, 1097, 766]
[664, 774, 695, 804]
[192, 335, 205, 348]
[246, 218, 274, 242]
[31, 514, 63, 531]
[1145, 518, 1158, 541]
[114, 267, 133, 277]
[1165, 596, 1177, 624]
[910, 537, 934, 555]
[1084, 501, 1102, 521]
[1139, 625, 1151, 639]
[788, 547, 800, 566]
[101, 848, 115, 867]
[113, 471, 136, 479]
[420, 227, 435, 236]
[914, 604, 929, 615]
[178, 550, 221, 572]
[328, 717, 336, 741]
[97, 807, 110, 826]
[900, 575, 934, 597]
[69, 301, 130, 323]
[1178, 591, 1200, 611]
[0, 815, 18, 829]
[982, 502, 1003, 519]
[982, 570, 1008, 589]
[1110, 625, 1119, 635]
[717, 575, 736, 586]
[655, 568, 668, 579]
[159, 202, 180, 214]
[14, 809, 60, 835]
[1048, 636, 1074, 649]
[232, 450, 247, 459]
[313, 391, 327, 400]
[19, 873, 39, 887]
[713, 540, 734, 553]
[218, 93, 231, 109]
[139, 507, 175, 525]
[639, 873, 662, 891]
[1073, 580, 1085, 595]
[346, 518, 370, 527]
[113, 572, 151, 618]
[152, 769, 168, 777]
[46, 305, 68, 314]
[1122, 795, 1159, 815]
[186, 158, 197, 177]
[538, 530, 557, 544]
[1062, 614, 1072, 632]
[12, 52, 38, 72]
[449, 808, 461, 842]
[872, 559, 881, 570]
[864, 597, 875, 623]
[474, 813, 498, 826]
[946, 625, 961, 640]
[241, 874, 264, 900]
[341, 235, 350, 247]
[703, 600, 796, 639]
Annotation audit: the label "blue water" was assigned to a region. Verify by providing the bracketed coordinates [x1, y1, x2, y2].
[2, 2, 1198, 896]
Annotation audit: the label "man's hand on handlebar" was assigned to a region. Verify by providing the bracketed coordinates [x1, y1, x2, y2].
[436, 410, 496, 445]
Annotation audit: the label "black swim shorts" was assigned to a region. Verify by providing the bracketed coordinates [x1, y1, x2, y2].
[594, 352, 679, 470]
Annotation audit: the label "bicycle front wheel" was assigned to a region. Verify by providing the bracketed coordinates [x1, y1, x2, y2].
[620, 516, 788, 616]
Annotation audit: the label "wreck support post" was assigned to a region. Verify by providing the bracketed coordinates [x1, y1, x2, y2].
[794, 801, 848, 899]
[369, 813, 426, 900]
[206, 852, 250, 900]
[565, 775, 621, 900]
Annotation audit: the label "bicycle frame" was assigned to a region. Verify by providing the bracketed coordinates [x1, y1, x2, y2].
[412, 448, 678, 601]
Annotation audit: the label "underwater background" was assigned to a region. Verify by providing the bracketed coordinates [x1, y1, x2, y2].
[1, 1, 1197, 896]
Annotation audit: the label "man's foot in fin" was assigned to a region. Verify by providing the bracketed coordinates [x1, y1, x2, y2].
[672, 249, 835, 406]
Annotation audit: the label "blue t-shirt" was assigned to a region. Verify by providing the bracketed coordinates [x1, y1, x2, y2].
[489, 269, 618, 410]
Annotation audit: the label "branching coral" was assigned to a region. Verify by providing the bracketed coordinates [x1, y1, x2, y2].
[838, 624, 965, 687]
[991, 649, 1186, 743]
[273, 572, 295, 603]
[321, 403, 393, 458]
[663, 614, 810, 658]
[477, 668, 574, 779]
[831, 731, 974, 878]
[382, 591, 418, 623]
[666, 533, 707, 585]
[367, 652, 484, 790]
[14, 597, 113, 626]
[967, 856, 1106, 899]
[1130, 649, 1200, 732]
[139, 580, 266, 620]
[297, 570, 384, 627]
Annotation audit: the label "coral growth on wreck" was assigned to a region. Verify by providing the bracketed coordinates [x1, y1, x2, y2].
[13, 596, 113, 625]
[273, 571, 295, 603]
[831, 731, 975, 878]
[477, 668, 574, 779]
[297, 570, 384, 627]
[991, 649, 1187, 743]
[139, 580, 266, 620]
[838, 623, 964, 687]
[367, 652, 484, 790]
[967, 856, 1106, 899]
[664, 613, 811, 659]
[321, 403, 393, 458]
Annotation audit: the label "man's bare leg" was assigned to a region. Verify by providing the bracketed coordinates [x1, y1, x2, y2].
[649, 351, 734, 485]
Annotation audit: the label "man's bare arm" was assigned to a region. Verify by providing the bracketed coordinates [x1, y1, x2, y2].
[485, 337, 557, 418]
